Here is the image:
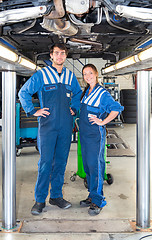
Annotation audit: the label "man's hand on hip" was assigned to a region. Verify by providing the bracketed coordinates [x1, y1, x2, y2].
[33, 108, 50, 117]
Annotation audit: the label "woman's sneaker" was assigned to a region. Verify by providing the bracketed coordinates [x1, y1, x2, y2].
[80, 197, 92, 207]
[88, 203, 102, 216]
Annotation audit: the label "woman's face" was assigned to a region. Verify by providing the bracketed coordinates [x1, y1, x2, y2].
[83, 67, 98, 86]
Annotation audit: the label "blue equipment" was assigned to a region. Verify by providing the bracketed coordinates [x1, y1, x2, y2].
[16, 99, 40, 156]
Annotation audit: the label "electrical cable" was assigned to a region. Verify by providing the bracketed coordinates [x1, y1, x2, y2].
[139, 234, 152, 240]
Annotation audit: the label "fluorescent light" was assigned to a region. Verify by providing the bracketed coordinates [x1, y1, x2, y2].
[134, 54, 140, 63]
[19, 57, 36, 70]
[138, 46, 152, 61]
[0, 44, 18, 62]
[115, 56, 136, 69]
[102, 65, 115, 73]
[0, 43, 38, 71]
[102, 45, 152, 74]
[102, 56, 136, 74]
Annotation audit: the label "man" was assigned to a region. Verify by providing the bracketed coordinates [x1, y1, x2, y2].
[19, 43, 82, 215]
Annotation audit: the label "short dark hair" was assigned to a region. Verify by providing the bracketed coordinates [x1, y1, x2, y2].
[50, 43, 68, 56]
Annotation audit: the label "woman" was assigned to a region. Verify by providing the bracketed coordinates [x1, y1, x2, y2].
[79, 64, 124, 216]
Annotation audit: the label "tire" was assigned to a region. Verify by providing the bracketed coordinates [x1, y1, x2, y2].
[124, 105, 137, 112]
[122, 99, 136, 106]
[70, 174, 76, 182]
[120, 89, 137, 98]
[123, 112, 137, 118]
[120, 89, 137, 123]
[16, 148, 21, 157]
[120, 89, 137, 104]
[106, 173, 114, 185]
[123, 117, 137, 123]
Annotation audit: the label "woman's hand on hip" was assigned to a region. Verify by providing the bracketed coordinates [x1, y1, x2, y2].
[89, 116, 103, 126]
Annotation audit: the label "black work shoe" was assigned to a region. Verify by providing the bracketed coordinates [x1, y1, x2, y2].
[49, 197, 72, 209]
[31, 202, 45, 215]
[88, 203, 102, 216]
[80, 197, 92, 207]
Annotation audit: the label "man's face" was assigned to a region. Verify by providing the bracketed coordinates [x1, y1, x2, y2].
[50, 47, 67, 66]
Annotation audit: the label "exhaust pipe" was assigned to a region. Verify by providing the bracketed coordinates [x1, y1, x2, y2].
[45, 0, 65, 19]
[116, 5, 152, 22]
[41, 18, 78, 36]
[0, 6, 47, 26]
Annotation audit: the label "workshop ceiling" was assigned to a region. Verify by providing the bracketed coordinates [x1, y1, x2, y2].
[0, 0, 152, 66]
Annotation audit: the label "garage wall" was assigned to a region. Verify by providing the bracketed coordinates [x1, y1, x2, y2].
[115, 75, 135, 90]
[65, 58, 135, 90]
[65, 58, 106, 78]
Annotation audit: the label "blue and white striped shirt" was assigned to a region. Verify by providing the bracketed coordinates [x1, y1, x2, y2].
[81, 84, 123, 117]
[40, 66, 74, 85]
[19, 65, 82, 116]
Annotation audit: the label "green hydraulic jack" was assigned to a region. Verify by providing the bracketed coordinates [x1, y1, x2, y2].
[70, 131, 113, 188]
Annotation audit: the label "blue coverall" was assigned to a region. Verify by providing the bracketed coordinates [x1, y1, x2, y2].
[79, 84, 124, 207]
[19, 65, 82, 203]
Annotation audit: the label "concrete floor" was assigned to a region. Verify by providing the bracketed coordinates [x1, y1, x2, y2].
[0, 123, 152, 239]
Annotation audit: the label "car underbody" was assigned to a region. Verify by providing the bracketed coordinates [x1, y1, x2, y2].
[0, 0, 152, 65]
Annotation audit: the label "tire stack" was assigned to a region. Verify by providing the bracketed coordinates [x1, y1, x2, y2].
[120, 89, 137, 123]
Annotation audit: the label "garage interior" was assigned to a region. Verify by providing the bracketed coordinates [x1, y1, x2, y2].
[0, 56, 151, 240]
[0, 0, 152, 239]
[0, 120, 138, 239]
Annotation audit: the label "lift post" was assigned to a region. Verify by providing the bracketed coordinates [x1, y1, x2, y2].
[2, 70, 16, 230]
[136, 70, 151, 228]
